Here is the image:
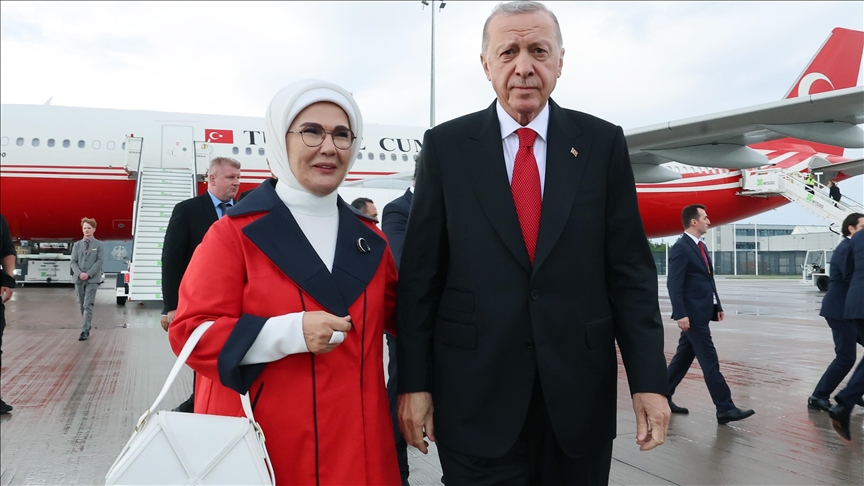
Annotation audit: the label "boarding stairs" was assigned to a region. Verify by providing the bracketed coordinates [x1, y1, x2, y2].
[739, 166, 864, 230]
[126, 137, 197, 302]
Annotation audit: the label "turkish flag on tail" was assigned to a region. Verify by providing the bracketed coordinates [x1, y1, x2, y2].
[205, 129, 234, 144]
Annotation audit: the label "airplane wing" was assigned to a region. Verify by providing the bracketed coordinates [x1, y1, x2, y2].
[625, 86, 864, 182]
[811, 157, 864, 179]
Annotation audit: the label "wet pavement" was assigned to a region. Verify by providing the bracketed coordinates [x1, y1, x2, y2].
[0, 277, 861, 485]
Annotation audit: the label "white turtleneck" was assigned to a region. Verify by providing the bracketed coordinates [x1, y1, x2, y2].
[239, 180, 345, 366]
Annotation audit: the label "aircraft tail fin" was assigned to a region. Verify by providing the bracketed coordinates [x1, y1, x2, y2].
[784, 28, 864, 100]
[757, 29, 864, 157]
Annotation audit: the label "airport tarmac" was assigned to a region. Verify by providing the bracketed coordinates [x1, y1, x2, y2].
[0, 276, 862, 485]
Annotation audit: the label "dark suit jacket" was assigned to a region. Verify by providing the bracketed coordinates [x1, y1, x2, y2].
[667, 234, 722, 324]
[381, 188, 413, 269]
[161, 192, 219, 312]
[844, 230, 864, 320]
[396, 99, 667, 458]
[820, 237, 852, 320]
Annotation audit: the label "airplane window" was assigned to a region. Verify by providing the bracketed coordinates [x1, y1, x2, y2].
[245, 147, 252, 155]
[367, 153, 373, 160]
[258, 148, 264, 156]
[402, 154, 408, 162]
[121, 142, 126, 150]
[379, 153, 385, 161]
[391, 153, 397, 161]
[107, 141, 115, 150]
[78, 140, 85, 148]
[47, 139, 55, 147]
[32, 138, 40, 147]
[16, 137, 24, 146]
[232, 147, 239, 155]
[93, 140, 101, 149]
[357, 153, 362, 160]
[1, 136, 8, 146]
[63, 139, 70, 148]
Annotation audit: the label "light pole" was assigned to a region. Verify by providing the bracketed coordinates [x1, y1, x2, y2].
[421, 0, 446, 127]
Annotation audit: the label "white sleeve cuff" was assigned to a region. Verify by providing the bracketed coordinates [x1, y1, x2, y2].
[240, 312, 308, 365]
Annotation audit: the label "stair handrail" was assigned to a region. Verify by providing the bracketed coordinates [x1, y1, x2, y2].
[130, 137, 145, 239]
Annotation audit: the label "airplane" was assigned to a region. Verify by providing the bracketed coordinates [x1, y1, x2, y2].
[1, 28, 862, 243]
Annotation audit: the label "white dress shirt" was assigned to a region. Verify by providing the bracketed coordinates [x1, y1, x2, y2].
[497, 101, 550, 198]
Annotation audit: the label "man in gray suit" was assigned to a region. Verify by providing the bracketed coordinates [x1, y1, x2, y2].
[71, 217, 104, 341]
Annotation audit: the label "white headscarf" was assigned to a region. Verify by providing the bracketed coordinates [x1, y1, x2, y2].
[265, 79, 363, 195]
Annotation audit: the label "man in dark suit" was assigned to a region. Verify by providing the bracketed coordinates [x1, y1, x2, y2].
[809, 213, 864, 412]
[381, 158, 418, 486]
[830, 226, 864, 440]
[396, 3, 670, 483]
[161, 156, 240, 412]
[666, 204, 755, 424]
[0, 215, 15, 414]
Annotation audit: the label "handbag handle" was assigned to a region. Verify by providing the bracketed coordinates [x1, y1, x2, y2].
[135, 321, 256, 431]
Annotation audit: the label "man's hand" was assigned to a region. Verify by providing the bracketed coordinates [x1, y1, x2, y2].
[632, 392, 670, 451]
[718, 311, 725, 322]
[1, 286, 12, 304]
[79, 272, 90, 281]
[398, 392, 435, 454]
[676, 317, 690, 332]
[160, 310, 177, 332]
[302, 311, 352, 354]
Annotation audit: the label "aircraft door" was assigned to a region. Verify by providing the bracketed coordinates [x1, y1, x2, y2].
[160, 125, 195, 169]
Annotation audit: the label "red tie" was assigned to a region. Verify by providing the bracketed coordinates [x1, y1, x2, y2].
[512, 128, 542, 264]
[698, 241, 711, 273]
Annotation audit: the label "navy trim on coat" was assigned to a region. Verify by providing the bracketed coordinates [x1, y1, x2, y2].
[218, 314, 268, 394]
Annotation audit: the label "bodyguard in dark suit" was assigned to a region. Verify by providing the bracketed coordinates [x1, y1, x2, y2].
[809, 213, 864, 412]
[0, 214, 15, 414]
[830, 226, 864, 440]
[381, 159, 418, 486]
[161, 156, 241, 411]
[396, 3, 670, 483]
[666, 204, 755, 424]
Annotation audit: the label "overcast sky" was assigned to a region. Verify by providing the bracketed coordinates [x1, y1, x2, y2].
[1, 1, 862, 231]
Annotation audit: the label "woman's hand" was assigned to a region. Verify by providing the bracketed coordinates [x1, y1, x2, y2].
[302, 311, 352, 354]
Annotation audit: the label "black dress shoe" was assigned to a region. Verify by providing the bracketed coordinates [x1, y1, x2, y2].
[0, 399, 12, 414]
[668, 399, 689, 414]
[78, 331, 89, 341]
[172, 394, 195, 413]
[829, 403, 852, 441]
[717, 407, 755, 425]
[808, 395, 831, 412]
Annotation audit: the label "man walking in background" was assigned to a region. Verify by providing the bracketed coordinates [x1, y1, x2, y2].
[666, 204, 755, 424]
[71, 217, 104, 342]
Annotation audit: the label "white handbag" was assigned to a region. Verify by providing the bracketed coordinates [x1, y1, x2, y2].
[106, 322, 276, 485]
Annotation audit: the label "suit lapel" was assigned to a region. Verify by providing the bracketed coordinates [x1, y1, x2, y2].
[200, 193, 219, 224]
[684, 235, 711, 276]
[464, 102, 531, 271]
[532, 100, 592, 273]
[238, 182, 384, 316]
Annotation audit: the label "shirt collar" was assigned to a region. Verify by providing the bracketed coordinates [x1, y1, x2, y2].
[496, 100, 549, 142]
[684, 232, 702, 245]
[207, 190, 232, 208]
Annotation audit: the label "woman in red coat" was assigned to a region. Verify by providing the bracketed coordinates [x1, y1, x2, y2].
[168, 79, 401, 485]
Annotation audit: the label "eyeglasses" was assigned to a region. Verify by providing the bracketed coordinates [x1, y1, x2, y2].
[287, 125, 355, 150]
